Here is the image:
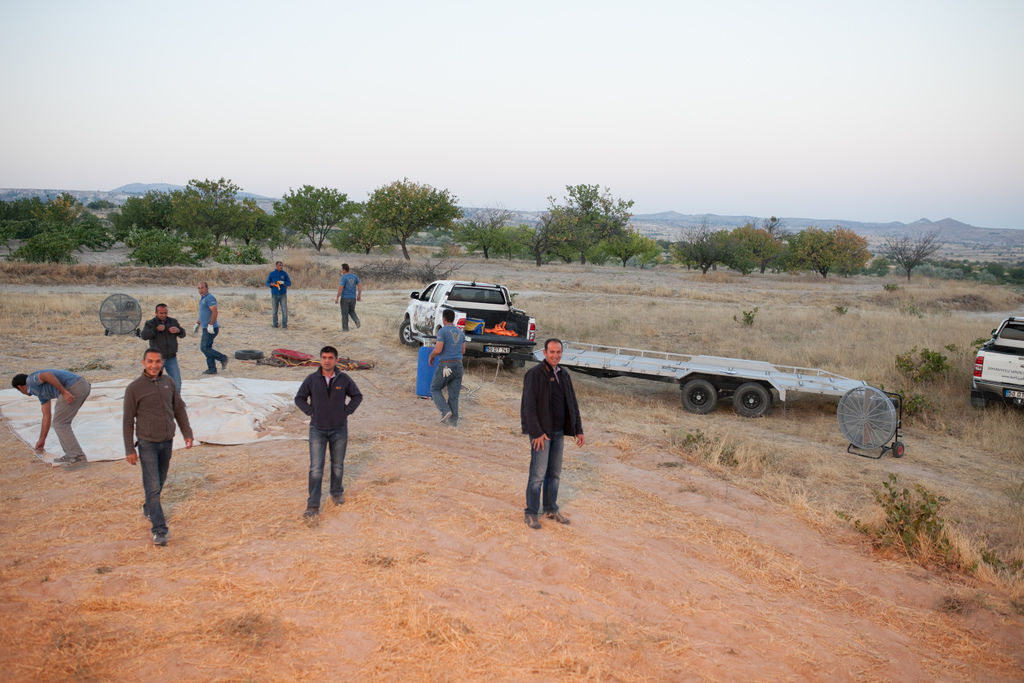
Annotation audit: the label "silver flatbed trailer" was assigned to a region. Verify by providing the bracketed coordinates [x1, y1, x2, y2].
[534, 341, 867, 418]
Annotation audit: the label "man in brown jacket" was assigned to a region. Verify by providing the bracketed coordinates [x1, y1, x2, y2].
[123, 348, 194, 546]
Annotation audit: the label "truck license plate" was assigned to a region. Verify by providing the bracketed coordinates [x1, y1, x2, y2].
[485, 345, 511, 355]
[1006, 389, 1024, 399]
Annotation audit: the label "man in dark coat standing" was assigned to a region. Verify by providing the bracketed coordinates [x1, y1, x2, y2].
[294, 345, 363, 519]
[140, 303, 186, 392]
[123, 348, 194, 546]
[520, 338, 584, 530]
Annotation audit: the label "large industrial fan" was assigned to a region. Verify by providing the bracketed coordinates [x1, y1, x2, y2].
[98, 293, 142, 336]
[837, 386, 905, 459]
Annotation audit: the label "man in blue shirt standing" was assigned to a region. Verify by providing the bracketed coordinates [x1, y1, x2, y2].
[428, 309, 465, 427]
[196, 281, 228, 375]
[334, 263, 361, 331]
[266, 260, 292, 329]
[11, 369, 92, 465]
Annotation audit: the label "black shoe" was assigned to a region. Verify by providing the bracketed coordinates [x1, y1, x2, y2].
[544, 511, 571, 525]
[303, 506, 319, 519]
[524, 513, 542, 529]
[220, 357, 228, 370]
[153, 532, 168, 546]
[202, 369, 217, 375]
[355, 320, 361, 329]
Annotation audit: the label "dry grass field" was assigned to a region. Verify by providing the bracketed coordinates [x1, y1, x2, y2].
[1, 248, 1023, 680]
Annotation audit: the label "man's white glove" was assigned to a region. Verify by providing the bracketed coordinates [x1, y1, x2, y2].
[206, 324, 215, 334]
[442, 367, 452, 378]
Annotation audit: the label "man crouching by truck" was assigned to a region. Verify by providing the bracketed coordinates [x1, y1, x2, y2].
[520, 338, 584, 530]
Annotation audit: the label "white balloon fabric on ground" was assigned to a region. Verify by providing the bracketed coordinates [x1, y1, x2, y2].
[0, 377, 303, 465]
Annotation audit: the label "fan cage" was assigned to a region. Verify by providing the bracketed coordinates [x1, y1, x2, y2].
[837, 385, 899, 450]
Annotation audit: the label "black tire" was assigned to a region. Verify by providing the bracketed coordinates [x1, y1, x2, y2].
[892, 441, 906, 458]
[732, 382, 771, 418]
[502, 356, 526, 370]
[234, 349, 264, 360]
[970, 394, 988, 409]
[681, 378, 718, 414]
[398, 319, 419, 347]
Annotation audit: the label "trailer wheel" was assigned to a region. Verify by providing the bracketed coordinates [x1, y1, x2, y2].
[398, 319, 419, 347]
[681, 378, 718, 414]
[732, 382, 771, 418]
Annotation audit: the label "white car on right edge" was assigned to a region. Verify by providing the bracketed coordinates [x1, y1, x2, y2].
[972, 315, 1024, 409]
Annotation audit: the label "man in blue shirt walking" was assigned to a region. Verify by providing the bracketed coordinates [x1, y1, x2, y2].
[266, 260, 292, 329]
[428, 309, 466, 427]
[11, 369, 92, 464]
[334, 263, 361, 331]
[196, 281, 228, 375]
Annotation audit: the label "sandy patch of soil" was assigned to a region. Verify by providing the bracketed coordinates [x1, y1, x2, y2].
[0, 277, 1022, 680]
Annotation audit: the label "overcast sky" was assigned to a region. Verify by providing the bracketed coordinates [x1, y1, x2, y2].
[2, 1, 1022, 229]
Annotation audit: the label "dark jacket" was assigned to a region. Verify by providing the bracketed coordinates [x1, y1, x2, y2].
[294, 369, 363, 430]
[140, 316, 186, 359]
[521, 361, 583, 440]
[122, 371, 193, 454]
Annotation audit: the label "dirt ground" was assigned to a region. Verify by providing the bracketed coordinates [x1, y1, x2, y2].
[1, 266, 1023, 680]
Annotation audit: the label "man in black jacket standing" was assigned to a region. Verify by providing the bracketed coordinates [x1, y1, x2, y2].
[520, 338, 584, 530]
[123, 348, 194, 546]
[294, 345, 363, 519]
[140, 304, 186, 392]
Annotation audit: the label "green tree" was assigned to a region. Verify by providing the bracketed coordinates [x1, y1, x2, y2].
[672, 218, 734, 274]
[328, 208, 388, 254]
[231, 198, 281, 247]
[788, 226, 869, 279]
[124, 227, 201, 266]
[600, 227, 660, 267]
[547, 184, 634, 264]
[8, 226, 78, 263]
[170, 178, 245, 244]
[457, 207, 514, 259]
[731, 223, 784, 274]
[111, 191, 174, 240]
[33, 192, 83, 226]
[274, 185, 358, 251]
[522, 214, 569, 266]
[364, 179, 461, 260]
[86, 199, 116, 210]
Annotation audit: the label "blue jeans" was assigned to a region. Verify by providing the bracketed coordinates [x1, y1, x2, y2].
[308, 424, 348, 508]
[138, 439, 173, 535]
[272, 291, 288, 328]
[339, 298, 359, 331]
[200, 327, 227, 372]
[525, 430, 564, 515]
[163, 356, 181, 392]
[430, 360, 463, 424]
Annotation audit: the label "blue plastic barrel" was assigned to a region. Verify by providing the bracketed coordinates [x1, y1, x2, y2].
[416, 345, 434, 397]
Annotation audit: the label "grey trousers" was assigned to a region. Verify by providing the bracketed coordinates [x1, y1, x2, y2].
[53, 379, 91, 460]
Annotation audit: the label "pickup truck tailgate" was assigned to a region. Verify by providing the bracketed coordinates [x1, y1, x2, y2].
[980, 351, 1024, 385]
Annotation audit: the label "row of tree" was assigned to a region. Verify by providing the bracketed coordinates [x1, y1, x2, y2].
[1, 179, 944, 279]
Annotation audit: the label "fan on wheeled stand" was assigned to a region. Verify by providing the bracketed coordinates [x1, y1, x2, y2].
[837, 385, 905, 459]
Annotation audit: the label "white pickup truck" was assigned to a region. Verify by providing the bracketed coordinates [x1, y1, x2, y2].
[399, 280, 537, 361]
[971, 315, 1024, 409]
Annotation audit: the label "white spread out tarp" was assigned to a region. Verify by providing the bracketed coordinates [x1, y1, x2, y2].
[0, 377, 303, 465]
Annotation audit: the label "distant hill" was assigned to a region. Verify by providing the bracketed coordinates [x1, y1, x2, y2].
[0, 183, 276, 212]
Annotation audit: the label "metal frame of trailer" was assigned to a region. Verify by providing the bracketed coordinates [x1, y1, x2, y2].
[533, 341, 867, 418]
